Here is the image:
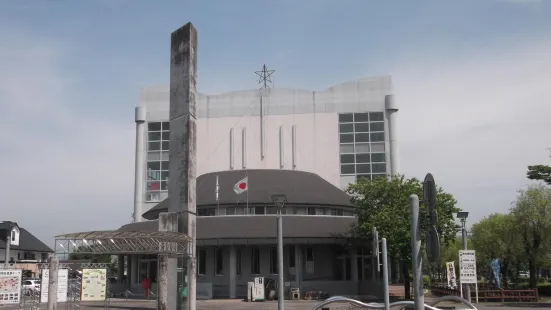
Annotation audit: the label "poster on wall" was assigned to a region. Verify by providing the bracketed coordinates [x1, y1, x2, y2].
[81, 269, 107, 301]
[40, 269, 68, 303]
[0, 269, 21, 305]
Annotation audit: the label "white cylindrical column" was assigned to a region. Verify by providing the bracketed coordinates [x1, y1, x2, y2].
[134, 106, 147, 223]
[385, 95, 399, 177]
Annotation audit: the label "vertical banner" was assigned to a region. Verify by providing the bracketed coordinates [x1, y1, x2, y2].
[446, 262, 457, 289]
[490, 258, 502, 289]
[40, 269, 69, 303]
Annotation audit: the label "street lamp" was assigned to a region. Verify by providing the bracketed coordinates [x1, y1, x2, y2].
[456, 211, 470, 302]
[271, 194, 287, 310]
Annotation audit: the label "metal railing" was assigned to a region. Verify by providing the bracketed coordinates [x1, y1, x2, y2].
[312, 295, 478, 310]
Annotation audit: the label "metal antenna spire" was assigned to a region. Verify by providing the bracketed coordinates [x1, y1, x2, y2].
[255, 64, 275, 93]
[255, 64, 274, 160]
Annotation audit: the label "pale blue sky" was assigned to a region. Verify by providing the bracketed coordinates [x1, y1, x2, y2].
[1, 0, 550, 243]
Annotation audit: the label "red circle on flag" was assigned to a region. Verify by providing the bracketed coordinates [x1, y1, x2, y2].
[239, 182, 247, 189]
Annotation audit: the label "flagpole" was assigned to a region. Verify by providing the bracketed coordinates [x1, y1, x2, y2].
[216, 174, 220, 215]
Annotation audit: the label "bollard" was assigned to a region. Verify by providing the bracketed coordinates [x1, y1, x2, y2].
[47, 256, 59, 310]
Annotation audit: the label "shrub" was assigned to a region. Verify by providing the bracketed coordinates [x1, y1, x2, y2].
[423, 275, 431, 288]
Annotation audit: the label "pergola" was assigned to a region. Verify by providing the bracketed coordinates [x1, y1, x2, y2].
[54, 230, 191, 256]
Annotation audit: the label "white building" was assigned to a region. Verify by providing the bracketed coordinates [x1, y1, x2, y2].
[133, 75, 399, 223]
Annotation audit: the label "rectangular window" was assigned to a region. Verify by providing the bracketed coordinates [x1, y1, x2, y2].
[236, 248, 241, 275]
[340, 154, 355, 164]
[307, 207, 316, 215]
[251, 247, 260, 275]
[355, 143, 370, 153]
[339, 144, 354, 153]
[339, 134, 354, 143]
[255, 206, 265, 215]
[148, 122, 162, 131]
[371, 153, 386, 163]
[215, 247, 223, 276]
[340, 164, 355, 174]
[355, 154, 370, 163]
[11, 231, 15, 241]
[198, 248, 206, 275]
[354, 113, 369, 122]
[355, 133, 370, 143]
[289, 246, 296, 268]
[370, 122, 385, 132]
[339, 113, 353, 123]
[269, 247, 278, 274]
[226, 207, 236, 215]
[372, 163, 387, 174]
[354, 122, 370, 133]
[370, 132, 385, 142]
[198, 208, 216, 216]
[339, 123, 353, 133]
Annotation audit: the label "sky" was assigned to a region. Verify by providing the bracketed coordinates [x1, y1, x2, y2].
[0, 0, 550, 246]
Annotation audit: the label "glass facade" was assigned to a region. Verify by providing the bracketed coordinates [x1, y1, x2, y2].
[339, 112, 387, 186]
[146, 121, 170, 202]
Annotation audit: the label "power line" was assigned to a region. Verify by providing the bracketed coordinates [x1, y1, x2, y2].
[255, 64, 275, 93]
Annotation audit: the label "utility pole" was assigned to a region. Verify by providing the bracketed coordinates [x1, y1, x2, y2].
[271, 194, 287, 310]
[459, 213, 471, 303]
[409, 195, 424, 310]
[255, 64, 274, 160]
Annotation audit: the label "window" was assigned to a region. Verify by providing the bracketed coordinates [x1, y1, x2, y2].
[339, 113, 353, 122]
[236, 249, 241, 275]
[340, 154, 355, 164]
[11, 230, 15, 241]
[289, 246, 296, 268]
[339, 123, 353, 133]
[255, 206, 265, 215]
[371, 153, 385, 163]
[226, 207, 236, 215]
[370, 122, 385, 132]
[341, 164, 355, 174]
[308, 207, 316, 215]
[146, 121, 170, 202]
[198, 208, 215, 216]
[251, 247, 260, 275]
[41, 253, 48, 262]
[215, 248, 223, 275]
[306, 246, 315, 273]
[369, 112, 384, 122]
[339, 112, 387, 180]
[269, 248, 278, 274]
[198, 249, 206, 275]
[266, 206, 277, 214]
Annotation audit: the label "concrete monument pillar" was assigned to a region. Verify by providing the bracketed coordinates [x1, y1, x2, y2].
[157, 22, 198, 310]
[158, 213, 179, 310]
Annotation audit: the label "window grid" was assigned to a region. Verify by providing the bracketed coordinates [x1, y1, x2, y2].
[339, 112, 387, 181]
[146, 122, 170, 202]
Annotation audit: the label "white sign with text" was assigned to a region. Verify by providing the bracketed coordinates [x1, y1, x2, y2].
[459, 250, 477, 284]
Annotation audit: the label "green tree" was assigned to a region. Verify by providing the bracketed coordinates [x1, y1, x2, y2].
[510, 184, 551, 289]
[347, 175, 461, 299]
[69, 246, 117, 274]
[526, 149, 551, 185]
[471, 213, 521, 287]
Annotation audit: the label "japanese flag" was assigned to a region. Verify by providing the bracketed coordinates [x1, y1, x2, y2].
[233, 177, 248, 194]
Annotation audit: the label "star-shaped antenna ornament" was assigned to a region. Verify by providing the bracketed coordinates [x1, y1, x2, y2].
[255, 64, 275, 95]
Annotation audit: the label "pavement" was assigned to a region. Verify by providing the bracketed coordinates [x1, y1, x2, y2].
[2, 298, 551, 309]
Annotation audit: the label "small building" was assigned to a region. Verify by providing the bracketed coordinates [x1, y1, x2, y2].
[0, 221, 54, 278]
[117, 169, 381, 299]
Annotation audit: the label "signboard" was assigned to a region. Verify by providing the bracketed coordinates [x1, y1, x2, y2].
[445, 262, 457, 289]
[81, 269, 107, 301]
[0, 269, 21, 304]
[40, 269, 68, 303]
[459, 250, 477, 284]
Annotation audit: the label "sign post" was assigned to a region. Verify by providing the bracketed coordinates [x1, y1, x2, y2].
[459, 250, 478, 303]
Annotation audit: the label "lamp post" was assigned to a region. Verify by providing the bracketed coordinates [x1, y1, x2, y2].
[457, 211, 470, 302]
[271, 194, 287, 310]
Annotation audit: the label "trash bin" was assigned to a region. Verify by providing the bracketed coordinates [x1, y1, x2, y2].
[288, 288, 300, 300]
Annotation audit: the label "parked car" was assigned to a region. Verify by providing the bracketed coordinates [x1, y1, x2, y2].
[22, 279, 41, 296]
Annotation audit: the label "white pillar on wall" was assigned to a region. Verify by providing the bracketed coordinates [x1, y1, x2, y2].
[133, 106, 147, 223]
[385, 95, 399, 177]
[229, 246, 237, 298]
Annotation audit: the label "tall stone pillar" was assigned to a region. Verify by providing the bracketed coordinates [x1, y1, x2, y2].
[158, 213, 179, 310]
[133, 106, 146, 223]
[385, 95, 399, 177]
[160, 22, 198, 310]
[229, 246, 237, 298]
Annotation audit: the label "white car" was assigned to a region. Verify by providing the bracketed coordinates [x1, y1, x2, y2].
[22, 279, 41, 296]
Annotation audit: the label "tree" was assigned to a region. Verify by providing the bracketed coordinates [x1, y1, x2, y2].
[69, 246, 117, 274]
[347, 175, 461, 299]
[471, 213, 522, 287]
[526, 149, 551, 185]
[510, 184, 551, 289]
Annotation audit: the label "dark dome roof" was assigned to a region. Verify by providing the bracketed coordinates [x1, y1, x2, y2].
[142, 169, 352, 220]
